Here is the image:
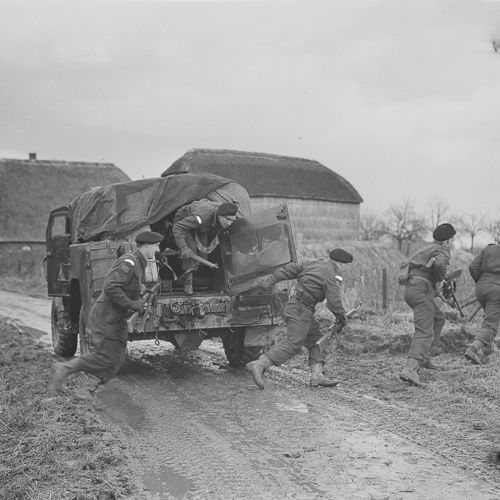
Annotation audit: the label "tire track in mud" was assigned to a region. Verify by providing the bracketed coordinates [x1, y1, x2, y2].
[98, 349, 500, 500]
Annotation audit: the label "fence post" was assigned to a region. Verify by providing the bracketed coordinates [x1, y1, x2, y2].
[382, 268, 387, 311]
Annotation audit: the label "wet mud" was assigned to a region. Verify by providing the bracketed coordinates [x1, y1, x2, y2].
[96, 350, 500, 500]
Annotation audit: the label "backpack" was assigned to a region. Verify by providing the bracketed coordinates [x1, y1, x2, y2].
[397, 261, 410, 286]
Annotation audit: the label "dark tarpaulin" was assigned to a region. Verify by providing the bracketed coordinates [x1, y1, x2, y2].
[65, 173, 252, 242]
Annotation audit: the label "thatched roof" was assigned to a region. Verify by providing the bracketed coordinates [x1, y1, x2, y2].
[0, 156, 130, 242]
[162, 149, 363, 204]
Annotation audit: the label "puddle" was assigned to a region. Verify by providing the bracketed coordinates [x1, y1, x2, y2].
[97, 386, 146, 434]
[143, 466, 195, 498]
[97, 386, 196, 498]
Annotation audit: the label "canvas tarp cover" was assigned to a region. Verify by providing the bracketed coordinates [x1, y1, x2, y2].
[65, 173, 252, 242]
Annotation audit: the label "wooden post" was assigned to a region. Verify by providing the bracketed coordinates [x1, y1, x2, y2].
[382, 268, 387, 311]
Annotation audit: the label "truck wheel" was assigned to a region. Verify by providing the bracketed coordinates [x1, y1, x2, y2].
[221, 328, 262, 367]
[51, 298, 78, 358]
[79, 310, 95, 354]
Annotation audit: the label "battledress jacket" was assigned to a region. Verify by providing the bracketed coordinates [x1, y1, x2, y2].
[267, 260, 346, 317]
[91, 250, 147, 336]
[172, 200, 221, 252]
[408, 242, 450, 285]
[469, 244, 500, 284]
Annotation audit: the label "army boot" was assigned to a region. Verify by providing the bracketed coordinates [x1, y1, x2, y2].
[52, 362, 71, 393]
[420, 357, 441, 371]
[464, 342, 483, 365]
[246, 355, 273, 389]
[183, 273, 193, 296]
[309, 363, 339, 387]
[399, 358, 427, 387]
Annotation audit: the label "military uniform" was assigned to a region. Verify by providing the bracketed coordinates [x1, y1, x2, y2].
[399, 222, 455, 386]
[465, 244, 500, 362]
[61, 250, 147, 384]
[172, 199, 222, 270]
[247, 248, 353, 389]
[404, 241, 450, 361]
[263, 260, 346, 366]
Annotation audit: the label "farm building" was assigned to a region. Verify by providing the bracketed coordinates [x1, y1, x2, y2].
[0, 153, 130, 277]
[162, 148, 363, 241]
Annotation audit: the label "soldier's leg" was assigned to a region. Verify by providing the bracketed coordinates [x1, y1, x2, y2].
[262, 300, 312, 366]
[52, 328, 128, 391]
[407, 296, 435, 361]
[400, 280, 434, 386]
[474, 287, 500, 349]
[304, 317, 339, 387]
[180, 232, 199, 295]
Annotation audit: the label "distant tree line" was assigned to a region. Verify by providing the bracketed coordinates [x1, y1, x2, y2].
[359, 198, 500, 255]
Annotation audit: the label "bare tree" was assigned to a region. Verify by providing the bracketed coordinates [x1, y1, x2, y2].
[485, 213, 500, 244]
[427, 197, 450, 230]
[383, 199, 427, 255]
[455, 212, 485, 252]
[359, 211, 384, 241]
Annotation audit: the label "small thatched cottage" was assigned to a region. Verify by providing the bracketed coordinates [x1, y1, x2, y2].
[162, 149, 363, 241]
[0, 153, 130, 276]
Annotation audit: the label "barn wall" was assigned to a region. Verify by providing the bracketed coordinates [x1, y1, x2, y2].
[250, 197, 360, 241]
[0, 242, 46, 279]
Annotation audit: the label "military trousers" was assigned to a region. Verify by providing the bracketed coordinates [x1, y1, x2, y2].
[180, 231, 208, 271]
[474, 279, 500, 347]
[62, 301, 129, 384]
[264, 296, 326, 366]
[404, 277, 445, 361]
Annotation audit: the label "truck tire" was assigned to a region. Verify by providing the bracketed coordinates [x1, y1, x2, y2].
[51, 298, 78, 358]
[79, 309, 95, 355]
[221, 328, 262, 367]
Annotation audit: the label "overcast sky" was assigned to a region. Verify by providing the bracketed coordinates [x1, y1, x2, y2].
[1, 0, 499, 220]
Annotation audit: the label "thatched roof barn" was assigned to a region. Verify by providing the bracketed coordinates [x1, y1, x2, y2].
[0, 153, 129, 276]
[162, 149, 363, 241]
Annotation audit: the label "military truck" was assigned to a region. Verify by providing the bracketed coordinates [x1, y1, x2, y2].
[46, 172, 297, 366]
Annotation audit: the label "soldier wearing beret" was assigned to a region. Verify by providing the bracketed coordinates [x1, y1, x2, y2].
[173, 200, 239, 295]
[52, 231, 163, 392]
[464, 243, 500, 364]
[246, 248, 353, 389]
[400, 223, 456, 387]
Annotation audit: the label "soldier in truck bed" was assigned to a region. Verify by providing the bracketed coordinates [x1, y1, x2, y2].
[464, 243, 500, 364]
[51, 231, 163, 392]
[246, 248, 353, 390]
[172, 200, 239, 295]
[399, 223, 456, 387]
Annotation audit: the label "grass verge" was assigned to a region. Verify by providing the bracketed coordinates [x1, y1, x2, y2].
[0, 320, 146, 500]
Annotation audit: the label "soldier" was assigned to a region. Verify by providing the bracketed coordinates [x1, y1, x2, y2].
[173, 200, 239, 295]
[246, 248, 353, 390]
[464, 243, 500, 364]
[399, 223, 456, 387]
[52, 231, 163, 392]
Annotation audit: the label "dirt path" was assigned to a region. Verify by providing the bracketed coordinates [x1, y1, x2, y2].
[1, 290, 499, 499]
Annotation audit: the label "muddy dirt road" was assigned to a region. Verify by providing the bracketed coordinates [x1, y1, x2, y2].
[1, 289, 500, 500]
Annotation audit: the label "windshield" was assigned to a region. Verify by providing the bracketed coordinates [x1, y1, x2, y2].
[220, 205, 295, 283]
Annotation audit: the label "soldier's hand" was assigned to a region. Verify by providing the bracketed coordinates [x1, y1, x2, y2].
[128, 300, 144, 314]
[180, 248, 195, 260]
[335, 313, 347, 329]
[255, 277, 272, 293]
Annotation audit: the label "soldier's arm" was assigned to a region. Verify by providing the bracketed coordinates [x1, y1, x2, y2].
[468, 251, 483, 283]
[433, 247, 450, 282]
[268, 262, 303, 285]
[172, 215, 202, 251]
[103, 259, 136, 309]
[324, 269, 346, 316]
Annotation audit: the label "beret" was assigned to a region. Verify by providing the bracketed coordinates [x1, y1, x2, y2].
[135, 231, 164, 244]
[329, 248, 353, 263]
[217, 203, 238, 217]
[432, 223, 456, 242]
